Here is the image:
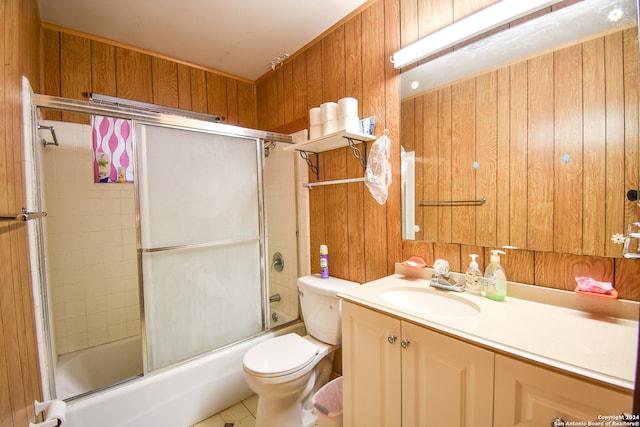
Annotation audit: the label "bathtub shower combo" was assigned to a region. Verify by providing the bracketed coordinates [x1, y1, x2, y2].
[23, 82, 306, 427]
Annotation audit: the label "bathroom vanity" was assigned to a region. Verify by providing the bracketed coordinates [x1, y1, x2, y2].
[338, 266, 637, 426]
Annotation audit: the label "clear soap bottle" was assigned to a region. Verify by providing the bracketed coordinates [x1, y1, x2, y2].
[484, 250, 507, 301]
[464, 254, 482, 295]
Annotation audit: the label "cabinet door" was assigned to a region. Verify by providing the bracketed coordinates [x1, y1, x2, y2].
[342, 302, 402, 427]
[401, 322, 494, 426]
[494, 354, 633, 426]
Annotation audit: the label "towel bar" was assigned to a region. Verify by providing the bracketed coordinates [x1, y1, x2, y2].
[419, 198, 486, 207]
[0, 208, 47, 222]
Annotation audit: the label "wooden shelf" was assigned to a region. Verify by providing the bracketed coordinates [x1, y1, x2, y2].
[283, 129, 375, 153]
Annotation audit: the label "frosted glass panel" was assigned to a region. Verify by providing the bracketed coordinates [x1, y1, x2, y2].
[137, 125, 260, 249]
[136, 124, 266, 372]
[143, 242, 263, 371]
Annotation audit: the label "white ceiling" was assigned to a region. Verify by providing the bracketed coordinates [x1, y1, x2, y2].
[38, 0, 370, 81]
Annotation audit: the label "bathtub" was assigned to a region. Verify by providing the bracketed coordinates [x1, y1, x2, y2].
[56, 336, 143, 400]
[63, 321, 305, 427]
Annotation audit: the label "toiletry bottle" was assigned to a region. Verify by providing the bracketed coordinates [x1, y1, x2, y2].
[320, 244, 329, 278]
[464, 254, 482, 295]
[484, 250, 507, 301]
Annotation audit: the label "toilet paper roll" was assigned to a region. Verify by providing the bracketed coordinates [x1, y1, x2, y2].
[338, 97, 358, 118]
[309, 124, 323, 139]
[339, 115, 360, 132]
[309, 107, 322, 125]
[320, 102, 339, 122]
[323, 119, 339, 135]
[44, 400, 66, 426]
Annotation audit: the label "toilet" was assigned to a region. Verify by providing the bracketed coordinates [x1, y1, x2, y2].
[242, 274, 358, 427]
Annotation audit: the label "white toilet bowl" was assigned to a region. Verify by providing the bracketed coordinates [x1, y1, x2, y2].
[243, 333, 334, 427]
[242, 275, 358, 427]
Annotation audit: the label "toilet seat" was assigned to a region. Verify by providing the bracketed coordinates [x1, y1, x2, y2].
[243, 333, 319, 378]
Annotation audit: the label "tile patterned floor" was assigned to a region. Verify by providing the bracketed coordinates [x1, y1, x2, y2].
[192, 395, 258, 427]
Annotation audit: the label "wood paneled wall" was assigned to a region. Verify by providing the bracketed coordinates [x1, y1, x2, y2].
[256, 0, 640, 300]
[1, 0, 44, 426]
[40, 26, 258, 128]
[256, 0, 402, 284]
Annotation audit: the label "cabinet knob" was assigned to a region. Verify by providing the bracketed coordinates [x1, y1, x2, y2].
[401, 339, 411, 349]
[387, 335, 397, 344]
[550, 418, 565, 427]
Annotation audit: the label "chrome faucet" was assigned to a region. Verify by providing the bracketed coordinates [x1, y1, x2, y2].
[430, 258, 465, 292]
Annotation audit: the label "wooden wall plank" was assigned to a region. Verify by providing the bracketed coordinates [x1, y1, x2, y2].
[509, 62, 528, 249]
[345, 13, 366, 283]
[206, 72, 228, 120]
[476, 72, 498, 247]
[2, 1, 43, 424]
[41, 29, 62, 121]
[437, 88, 452, 242]
[604, 32, 626, 256]
[238, 80, 257, 129]
[362, 0, 388, 282]
[582, 37, 607, 256]
[177, 64, 192, 111]
[292, 55, 307, 123]
[190, 68, 208, 114]
[322, 26, 346, 102]
[421, 94, 437, 240]
[226, 78, 239, 125]
[527, 53, 554, 251]
[553, 44, 583, 253]
[384, 0, 402, 274]
[91, 41, 116, 96]
[496, 68, 511, 247]
[451, 79, 475, 244]
[115, 48, 153, 103]
[152, 57, 179, 108]
[623, 28, 640, 243]
[306, 43, 324, 111]
[283, 61, 294, 125]
[60, 33, 91, 123]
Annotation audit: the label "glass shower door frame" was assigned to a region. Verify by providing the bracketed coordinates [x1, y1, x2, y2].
[132, 120, 270, 373]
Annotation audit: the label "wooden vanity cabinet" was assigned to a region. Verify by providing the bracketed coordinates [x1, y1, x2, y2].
[494, 355, 633, 426]
[342, 301, 633, 427]
[342, 301, 494, 427]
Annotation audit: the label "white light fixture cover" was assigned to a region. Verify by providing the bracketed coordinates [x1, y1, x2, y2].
[391, 0, 565, 68]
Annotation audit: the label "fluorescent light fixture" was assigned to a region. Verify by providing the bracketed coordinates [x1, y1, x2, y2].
[399, 0, 638, 98]
[391, 0, 565, 68]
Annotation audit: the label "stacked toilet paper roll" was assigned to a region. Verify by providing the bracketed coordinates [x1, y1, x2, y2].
[308, 97, 361, 139]
[321, 102, 339, 135]
[309, 107, 322, 139]
[338, 97, 359, 132]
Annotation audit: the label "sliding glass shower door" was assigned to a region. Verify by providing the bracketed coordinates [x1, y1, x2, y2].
[136, 124, 266, 371]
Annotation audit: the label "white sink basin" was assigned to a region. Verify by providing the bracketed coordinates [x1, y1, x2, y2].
[380, 287, 481, 317]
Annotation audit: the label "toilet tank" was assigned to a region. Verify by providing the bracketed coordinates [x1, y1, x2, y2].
[298, 275, 358, 345]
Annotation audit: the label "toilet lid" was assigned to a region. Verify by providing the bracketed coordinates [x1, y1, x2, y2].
[243, 334, 318, 377]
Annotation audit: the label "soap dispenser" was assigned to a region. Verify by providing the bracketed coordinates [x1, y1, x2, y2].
[484, 250, 507, 301]
[464, 254, 482, 295]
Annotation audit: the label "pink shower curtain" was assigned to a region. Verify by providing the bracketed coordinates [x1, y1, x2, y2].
[92, 115, 134, 183]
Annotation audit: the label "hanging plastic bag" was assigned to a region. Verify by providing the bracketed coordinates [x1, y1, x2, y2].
[365, 134, 392, 205]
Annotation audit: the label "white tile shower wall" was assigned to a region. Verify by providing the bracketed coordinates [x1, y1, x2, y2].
[265, 136, 302, 319]
[293, 130, 311, 278]
[40, 120, 139, 355]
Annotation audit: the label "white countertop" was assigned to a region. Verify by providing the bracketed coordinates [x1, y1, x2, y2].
[338, 267, 639, 391]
